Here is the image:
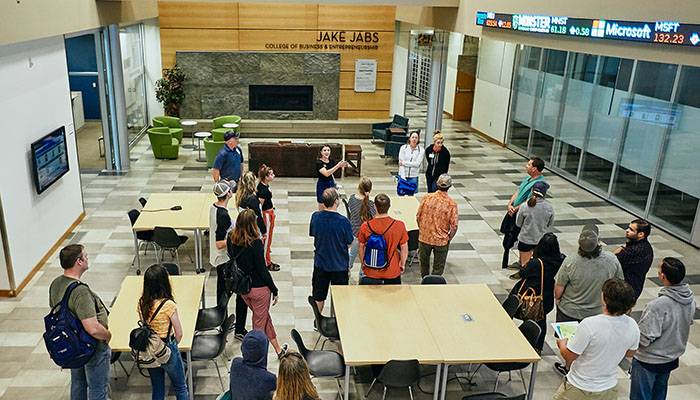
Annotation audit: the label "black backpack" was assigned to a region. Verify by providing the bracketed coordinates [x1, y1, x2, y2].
[218, 251, 251, 296]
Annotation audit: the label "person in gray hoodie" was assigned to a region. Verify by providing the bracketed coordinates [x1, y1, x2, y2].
[514, 180, 554, 268]
[229, 330, 277, 400]
[630, 257, 695, 400]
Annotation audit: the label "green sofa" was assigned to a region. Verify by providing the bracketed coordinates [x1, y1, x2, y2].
[147, 127, 180, 160]
[204, 137, 226, 167]
[152, 116, 184, 143]
[211, 115, 241, 138]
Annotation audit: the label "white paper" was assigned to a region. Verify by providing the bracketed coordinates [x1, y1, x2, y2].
[354, 59, 377, 93]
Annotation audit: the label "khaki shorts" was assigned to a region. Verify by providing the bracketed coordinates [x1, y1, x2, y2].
[552, 381, 617, 400]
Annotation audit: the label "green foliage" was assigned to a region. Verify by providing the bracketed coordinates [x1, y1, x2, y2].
[155, 65, 187, 117]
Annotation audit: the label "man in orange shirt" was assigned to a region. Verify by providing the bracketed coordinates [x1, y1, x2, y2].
[358, 194, 409, 284]
[416, 174, 459, 277]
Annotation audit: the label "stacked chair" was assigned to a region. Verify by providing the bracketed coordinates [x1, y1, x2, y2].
[147, 127, 180, 159]
[152, 116, 184, 143]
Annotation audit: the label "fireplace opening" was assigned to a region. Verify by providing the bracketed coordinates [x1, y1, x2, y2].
[249, 85, 313, 112]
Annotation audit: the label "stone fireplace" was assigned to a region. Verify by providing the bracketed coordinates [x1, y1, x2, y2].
[177, 51, 340, 120]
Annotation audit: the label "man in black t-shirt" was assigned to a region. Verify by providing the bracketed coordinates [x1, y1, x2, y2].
[209, 181, 249, 340]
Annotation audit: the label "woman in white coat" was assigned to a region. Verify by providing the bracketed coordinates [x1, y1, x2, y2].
[397, 131, 424, 196]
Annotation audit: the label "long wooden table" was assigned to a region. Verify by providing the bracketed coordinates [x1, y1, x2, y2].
[109, 275, 206, 400]
[133, 193, 222, 274]
[331, 284, 541, 400]
[412, 285, 541, 400]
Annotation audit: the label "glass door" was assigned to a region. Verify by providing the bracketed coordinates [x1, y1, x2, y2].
[119, 24, 148, 146]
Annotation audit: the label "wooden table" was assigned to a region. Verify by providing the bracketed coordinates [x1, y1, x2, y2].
[344, 144, 362, 177]
[388, 195, 419, 231]
[331, 285, 541, 400]
[332, 285, 443, 400]
[133, 193, 215, 274]
[412, 284, 541, 400]
[109, 275, 206, 400]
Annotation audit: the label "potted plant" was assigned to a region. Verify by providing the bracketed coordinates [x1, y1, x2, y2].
[155, 65, 187, 117]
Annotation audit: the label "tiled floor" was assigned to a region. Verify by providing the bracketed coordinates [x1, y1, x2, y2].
[2, 115, 699, 399]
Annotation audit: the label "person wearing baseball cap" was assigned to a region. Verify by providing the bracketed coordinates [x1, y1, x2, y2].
[416, 173, 458, 277]
[514, 180, 554, 268]
[553, 223, 625, 376]
[211, 130, 243, 185]
[209, 180, 250, 341]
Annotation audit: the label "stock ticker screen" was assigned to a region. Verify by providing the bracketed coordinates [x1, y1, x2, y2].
[476, 11, 700, 48]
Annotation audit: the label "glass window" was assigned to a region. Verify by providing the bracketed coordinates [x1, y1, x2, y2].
[580, 152, 613, 193]
[633, 61, 677, 101]
[612, 165, 652, 211]
[119, 24, 148, 145]
[560, 53, 598, 148]
[531, 129, 554, 162]
[676, 65, 700, 108]
[598, 57, 633, 90]
[544, 49, 567, 76]
[569, 52, 597, 83]
[532, 50, 567, 137]
[650, 183, 698, 235]
[526, 47, 542, 70]
[555, 142, 581, 176]
[509, 120, 531, 151]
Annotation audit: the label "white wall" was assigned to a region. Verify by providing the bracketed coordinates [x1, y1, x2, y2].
[0, 36, 84, 291]
[390, 22, 409, 117]
[471, 37, 515, 143]
[143, 18, 163, 121]
[443, 31, 463, 115]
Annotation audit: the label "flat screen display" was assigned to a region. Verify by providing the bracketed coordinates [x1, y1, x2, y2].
[476, 11, 700, 48]
[31, 126, 70, 194]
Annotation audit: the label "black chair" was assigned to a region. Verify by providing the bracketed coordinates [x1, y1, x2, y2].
[485, 320, 541, 393]
[153, 227, 189, 266]
[191, 315, 236, 391]
[406, 230, 419, 266]
[110, 352, 130, 379]
[342, 196, 351, 219]
[138, 197, 147, 207]
[162, 262, 181, 276]
[462, 393, 525, 400]
[196, 292, 231, 333]
[421, 275, 446, 285]
[383, 133, 408, 162]
[291, 328, 345, 377]
[366, 360, 420, 400]
[308, 296, 339, 349]
[372, 114, 409, 143]
[127, 209, 157, 275]
[501, 295, 521, 319]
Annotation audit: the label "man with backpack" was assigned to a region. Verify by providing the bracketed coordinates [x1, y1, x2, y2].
[358, 193, 409, 284]
[416, 174, 458, 277]
[309, 188, 354, 313]
[48, 244, 111, 400]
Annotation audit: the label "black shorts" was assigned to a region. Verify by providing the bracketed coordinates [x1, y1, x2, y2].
[312, 268, 349, 301]
[517, 241, 537, 252]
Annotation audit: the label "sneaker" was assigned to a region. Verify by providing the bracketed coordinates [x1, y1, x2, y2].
[234, 329, 248, 341]
[267, 263, 281, 271]
[507, 261, 522, 270]
[277, 343, 289, 359]
[509, 271, 521, 280]
[554, 362, 569, 377]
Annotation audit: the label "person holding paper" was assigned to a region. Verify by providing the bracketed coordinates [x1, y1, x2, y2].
[553, 278, 639, 400]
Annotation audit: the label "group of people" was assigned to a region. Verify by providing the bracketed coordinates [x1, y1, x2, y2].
[45, 128, 695, 400]
[502, 156, 695, 400]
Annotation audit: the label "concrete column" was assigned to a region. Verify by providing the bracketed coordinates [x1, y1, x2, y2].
[424, 30, 449, 140]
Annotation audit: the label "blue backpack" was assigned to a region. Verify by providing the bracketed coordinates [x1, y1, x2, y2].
[43, 281, 99, 369]
[363, 219, 396, 269]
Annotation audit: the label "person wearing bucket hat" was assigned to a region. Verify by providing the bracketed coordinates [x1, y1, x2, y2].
[212, 130, 244, 185]
[416, 173, 458, 277]
[209, 180, 250, 341]
[553, 224, 625, 376]
[514, 180, 554, 268]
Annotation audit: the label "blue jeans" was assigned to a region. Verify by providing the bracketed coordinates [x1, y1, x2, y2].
[70, 341, 111, 400]
[149, 340, 189, 400]
[630, 358, 671, 400]
[348, 238, 366, 279]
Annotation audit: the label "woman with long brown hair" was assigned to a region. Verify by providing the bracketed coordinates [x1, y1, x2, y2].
[347, 177, 376, 277]
[316, 144, 347, 210]
[138, 264, 188, 400]
[274, 351, 320, 400]
[228, 210, 286, 358]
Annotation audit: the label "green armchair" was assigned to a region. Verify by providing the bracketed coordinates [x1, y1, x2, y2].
[147, 127, 180, 159]
[211, 115, 242, 138]
[152, 116, 184, 143]
[204, 137, 226, 168]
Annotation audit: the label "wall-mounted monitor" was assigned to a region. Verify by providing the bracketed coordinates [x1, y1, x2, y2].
[31, 126, 70, 195]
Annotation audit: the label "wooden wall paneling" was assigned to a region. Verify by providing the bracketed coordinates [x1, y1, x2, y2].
[339, 110, 391, 119]
[238, 3, 318, 30]
[339, 89, 391, 110]
[337, 31, 394, 72]
[339, 71, 392, 90]
[238, 29, 316, 51]
[160, 28, 239, 68]
[318, 5, 396, 31]
[158, 1, 238, 29]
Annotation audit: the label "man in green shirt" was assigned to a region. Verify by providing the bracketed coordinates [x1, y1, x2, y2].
[502, 156, 546, 269]
[49, 244, 111, 400]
